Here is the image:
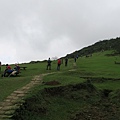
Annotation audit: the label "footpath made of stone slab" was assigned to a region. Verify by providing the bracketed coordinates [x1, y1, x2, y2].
[0, 74, 43, 120]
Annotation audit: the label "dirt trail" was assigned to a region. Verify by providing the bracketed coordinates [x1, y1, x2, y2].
[0, 73, 51, 120]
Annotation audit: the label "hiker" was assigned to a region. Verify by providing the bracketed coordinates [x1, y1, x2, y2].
[76, 55, 79, 59]
[74, 56, 77, 62]
[7, 64, 21, 77]
[14, 64, 20, 74]
[3, 64, 13, 77]
[46, 58, 51, 70]
[57, 59, 61, 70]
[61, 58, 63, 64]
[65, 58, 68, 66]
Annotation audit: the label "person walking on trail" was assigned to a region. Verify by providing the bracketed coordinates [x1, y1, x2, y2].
[46, 58, 51, 70]
[57, 59, 61, 70]
[65, 58, 68, 66]
[74, 56, 77, 62]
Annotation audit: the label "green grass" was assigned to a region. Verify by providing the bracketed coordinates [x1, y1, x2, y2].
[0, 59, 73, 102]
[1, 50, 120, 102]
[93, 80, 120, 90]
[43, 71, 85, 86]
[12, 82, 100, 120]
[0, 76, 32, 101]
[9, 50, 120, 120]
[77, 51, 120, 78]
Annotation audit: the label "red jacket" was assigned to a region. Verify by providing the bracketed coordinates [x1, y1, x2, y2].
[58, 59, 61, 64]
[7, 65, 11, 69]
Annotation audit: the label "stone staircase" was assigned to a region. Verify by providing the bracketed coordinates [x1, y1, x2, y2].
[0, 74, 43, 120]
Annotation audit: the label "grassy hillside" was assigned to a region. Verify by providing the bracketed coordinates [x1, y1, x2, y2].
[66, 38, 120, 58]
[11, 50, 120, 120]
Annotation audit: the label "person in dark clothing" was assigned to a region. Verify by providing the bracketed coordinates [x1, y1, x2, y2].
[46, 58, 51, 70]
[65, 58, 68, 66]
[74, 56, 77, 62]
[14, 64, 20, 74]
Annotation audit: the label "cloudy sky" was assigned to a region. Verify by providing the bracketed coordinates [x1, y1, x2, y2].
[0, 0, 120, 64]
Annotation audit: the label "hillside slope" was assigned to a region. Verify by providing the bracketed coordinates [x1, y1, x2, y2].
[66, 37, 120, 58]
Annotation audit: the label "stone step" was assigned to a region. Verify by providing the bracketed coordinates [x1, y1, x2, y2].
[0, 74, 44, 119]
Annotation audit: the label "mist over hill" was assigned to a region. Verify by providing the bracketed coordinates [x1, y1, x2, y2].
[65, 37, 120, 58]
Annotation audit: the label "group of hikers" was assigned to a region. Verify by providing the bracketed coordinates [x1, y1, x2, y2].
[1, 64, 20, 77]
[46, 57, 68, 70]
[46, 55, 79, 71]
[1, 56, 78, 77]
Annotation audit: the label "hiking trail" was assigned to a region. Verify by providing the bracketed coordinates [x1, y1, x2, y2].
[0, 73, 52, 120]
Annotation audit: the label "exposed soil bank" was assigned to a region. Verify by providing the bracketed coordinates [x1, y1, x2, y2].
[12, 82, 120, 120]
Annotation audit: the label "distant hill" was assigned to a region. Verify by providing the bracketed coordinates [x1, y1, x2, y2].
[65, 37, 120, 58]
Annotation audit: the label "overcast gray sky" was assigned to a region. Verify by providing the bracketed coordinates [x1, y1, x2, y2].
[0, 0, 120, 64]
